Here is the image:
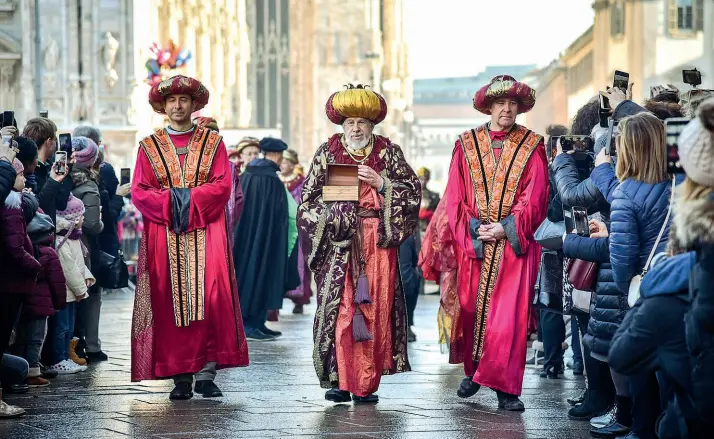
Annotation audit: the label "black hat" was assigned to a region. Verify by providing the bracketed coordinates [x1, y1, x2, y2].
[259, 137, 288, 152]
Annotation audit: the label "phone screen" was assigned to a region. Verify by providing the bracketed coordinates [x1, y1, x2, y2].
[54, 152, 68, 175]
[665, 118, 689, 174]
[39, 110, 49, 118]
[1, 111, 14, 128]
[682, 69, 702, 87]
[120, 168, 131, 186]
[613, 70, 629, 92]
[572, 207, 590, 237]
[58, 133, 72, 154]
[561, 136, 594, 153]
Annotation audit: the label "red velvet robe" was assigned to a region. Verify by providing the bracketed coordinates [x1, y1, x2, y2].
[446, 126, 548, 396]
[130, 129, 249, 381]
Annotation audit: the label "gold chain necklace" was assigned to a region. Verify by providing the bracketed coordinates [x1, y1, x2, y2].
[341, 135, 374, 164]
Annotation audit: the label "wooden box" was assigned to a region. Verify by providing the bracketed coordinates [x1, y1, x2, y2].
[322, 164, 360, 202]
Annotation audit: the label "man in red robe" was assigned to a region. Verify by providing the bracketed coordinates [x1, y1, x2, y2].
[446, 75, 548, 411]
[130, 75, 249, 400]
[298, 84, 420, 404]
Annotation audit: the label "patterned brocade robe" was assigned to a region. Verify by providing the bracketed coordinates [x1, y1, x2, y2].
[298, 134, 420, 392]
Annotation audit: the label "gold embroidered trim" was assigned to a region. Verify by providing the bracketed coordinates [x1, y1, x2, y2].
[138, 127, 222, 327]
[382, 175, 394, 245]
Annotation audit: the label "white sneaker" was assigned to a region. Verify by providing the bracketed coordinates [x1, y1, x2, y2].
[68, 359, 88, 372]
[49, 360, 83, 374]
[590, 406, 616, 428]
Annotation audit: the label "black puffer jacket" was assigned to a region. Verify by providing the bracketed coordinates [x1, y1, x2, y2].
[0, 161, 15, 205]
[563, 234, 623, 358]
[552, 154, 610, 218]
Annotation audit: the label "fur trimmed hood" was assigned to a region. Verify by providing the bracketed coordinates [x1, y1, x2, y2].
[672, 196, 714, 249]
[3, 191, 22, 210]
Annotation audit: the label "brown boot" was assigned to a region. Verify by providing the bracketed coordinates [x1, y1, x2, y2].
[69, 338, 88, 366]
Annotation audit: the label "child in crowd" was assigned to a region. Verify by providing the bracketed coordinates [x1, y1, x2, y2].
[15, 206, 67, 386]
[51, 195, 94, 374]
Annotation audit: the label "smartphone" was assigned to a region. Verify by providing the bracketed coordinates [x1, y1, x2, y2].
[39, 110, 49, 118]
[58, 133, 72, 154]
[560, 135, 594, 154]
[572, 207, 590, 237]
[613, 70, 630, 92]
[1, 110, 14, 128]
[599, 95, 610, 128]
[682, 68, 702, 87]
[120, 168, 131, 185]
[54, 151, 68, 175]
[665, 118, 689, 174]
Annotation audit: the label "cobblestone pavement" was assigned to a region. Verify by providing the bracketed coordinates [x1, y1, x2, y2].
[1, 289, 590, 439]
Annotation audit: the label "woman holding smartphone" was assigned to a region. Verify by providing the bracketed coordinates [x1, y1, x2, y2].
[589, 112, 673, 439]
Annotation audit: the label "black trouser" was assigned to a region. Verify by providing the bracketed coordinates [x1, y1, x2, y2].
[405, 290, 418, 327]
[629, 371, 661, 439]
[575, 311, 615, 404]
[0, 295, 24, 391]
[540, 309, 565, 372]
[243, 310, 267, 330]
[571, 317, 583, 365]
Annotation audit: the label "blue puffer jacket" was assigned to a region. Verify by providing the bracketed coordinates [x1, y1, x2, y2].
[592, 165, 672, 293]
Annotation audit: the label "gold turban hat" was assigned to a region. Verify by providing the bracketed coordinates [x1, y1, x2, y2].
[325, 84, 388, 125]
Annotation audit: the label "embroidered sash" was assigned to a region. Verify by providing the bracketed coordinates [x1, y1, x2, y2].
[139, 127, 223, 327]
[458, 124, 542, 360]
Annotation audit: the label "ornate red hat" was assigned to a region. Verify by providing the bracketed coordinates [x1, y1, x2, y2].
[473, 75, 536, 115]
[148, 75, 210, 114]
[325, 84, 388, 125]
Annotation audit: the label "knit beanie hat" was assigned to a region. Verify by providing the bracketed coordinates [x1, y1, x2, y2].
[678, 97, 714, 187]
[594, 133, 609, 156]
[12, 158, 24, 175]
[71, 136, 99, 168]
[56, 194, 85, 224]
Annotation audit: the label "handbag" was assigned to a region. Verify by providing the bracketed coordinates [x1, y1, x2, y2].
[97, 250, 129, 289]
[566, 258, 598, 291]
[628, 178, 675, 307]
[562, 258, 593, 314]
[534, 219, 566, 250]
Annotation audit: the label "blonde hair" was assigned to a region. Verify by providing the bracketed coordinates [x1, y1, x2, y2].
[616, 112, 669, 184]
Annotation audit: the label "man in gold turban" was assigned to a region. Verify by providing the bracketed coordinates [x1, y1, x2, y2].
[298, 84, 421, 403]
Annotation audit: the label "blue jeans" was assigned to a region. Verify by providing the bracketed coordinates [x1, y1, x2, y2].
[0, 354, 29, 389]
[52, 303, 76, 364]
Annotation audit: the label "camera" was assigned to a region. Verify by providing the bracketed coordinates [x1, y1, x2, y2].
[683, 68, 702, 88]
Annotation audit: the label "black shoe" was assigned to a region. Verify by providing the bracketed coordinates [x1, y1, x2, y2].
[169, 382, 194, 400]
[194, 380, 223, 398]
[567, 389, 587, 406]
[260, 326, 282, 337]
[572, 361, 584, 375]
[40, 364, 58, 379]
[74, 338, 87, 360]
[293, 304, 304, 314]
[245, 327, 277, 341]
[86, 351, 108, 362]
[325, 388, 351, 403]
[568, 394, 610, 421]
[589, 420, 630, 438]
[407, 327, 417, 342]
[352, 394, 379, 404]
[496, 391, 525, 411]
[526, 351, 544, 365]
[540, 365, 561, 379]
[457, 376, 481, 398]
[6, 383, 29, 394]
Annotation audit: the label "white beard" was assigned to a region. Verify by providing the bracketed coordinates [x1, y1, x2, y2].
[345, 137, 370, 150]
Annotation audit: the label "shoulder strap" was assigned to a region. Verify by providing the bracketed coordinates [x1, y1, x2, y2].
[643, 177, 676, 274]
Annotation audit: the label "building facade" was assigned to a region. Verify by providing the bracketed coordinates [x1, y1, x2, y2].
[527, 0, 714, 133]
[247, 0, 411, 162]
[1, 0, 252, 169]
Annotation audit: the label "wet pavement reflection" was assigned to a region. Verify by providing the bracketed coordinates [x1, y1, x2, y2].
[0, 290, 590, 438]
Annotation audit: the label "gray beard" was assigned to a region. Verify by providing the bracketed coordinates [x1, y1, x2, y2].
[345, 137, 370, 150]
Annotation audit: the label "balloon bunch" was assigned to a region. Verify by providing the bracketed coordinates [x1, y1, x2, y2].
[144, 40, 192, 85]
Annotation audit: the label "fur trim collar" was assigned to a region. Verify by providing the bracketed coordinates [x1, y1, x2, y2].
[673, 197, 714, 248]
[3, 191, 22, 210]
[55, 215, 75, 232]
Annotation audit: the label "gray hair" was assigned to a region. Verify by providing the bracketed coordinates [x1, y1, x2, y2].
[73, 125, 103, 146]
